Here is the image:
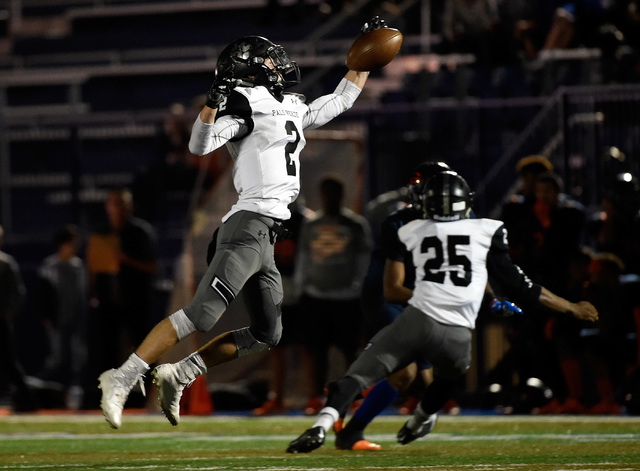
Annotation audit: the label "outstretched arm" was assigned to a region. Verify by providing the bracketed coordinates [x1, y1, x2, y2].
[345, 70, 369, 89]
[538, 286, 599, 322]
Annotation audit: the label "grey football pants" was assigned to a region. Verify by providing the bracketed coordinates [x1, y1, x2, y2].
[183, 211, 284, 345]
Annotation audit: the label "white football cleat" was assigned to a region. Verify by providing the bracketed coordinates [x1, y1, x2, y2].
[98, 369, 144, 429]
[152, 363, 193, 426]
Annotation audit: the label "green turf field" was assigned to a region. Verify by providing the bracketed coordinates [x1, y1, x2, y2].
[1, 413, 638, 470]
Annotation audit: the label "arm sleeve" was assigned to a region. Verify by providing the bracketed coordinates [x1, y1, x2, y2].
[486, 224, 542, 305]
[188, 115, 247, 156]
[302, 78, 362, 130]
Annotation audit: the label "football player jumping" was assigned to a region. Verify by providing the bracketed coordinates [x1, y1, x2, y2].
[98, 22, 378, 429]
[287, 170, 599, 453]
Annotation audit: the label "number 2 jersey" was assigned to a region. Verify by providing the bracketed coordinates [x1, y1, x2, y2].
[397, 218, 542, 329]
[188, 78, 362, 222]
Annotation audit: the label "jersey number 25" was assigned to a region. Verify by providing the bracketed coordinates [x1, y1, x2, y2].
[421, 235, 471, 286]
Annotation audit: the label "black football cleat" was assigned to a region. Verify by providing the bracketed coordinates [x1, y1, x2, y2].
[397, 412, 438, 445]
[286, 426, 326, 453]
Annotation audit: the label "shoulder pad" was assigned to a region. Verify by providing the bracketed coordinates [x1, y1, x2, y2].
[216, 89, 252, 122]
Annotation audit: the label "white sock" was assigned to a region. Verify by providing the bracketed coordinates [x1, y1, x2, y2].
[312, 407, 339, 433]
[121, 353, 149, 378]
[177, 352, 208, 383]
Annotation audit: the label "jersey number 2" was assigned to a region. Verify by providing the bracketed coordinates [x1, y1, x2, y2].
[284, 121, 300, 176]
[421, 235, 471, 286]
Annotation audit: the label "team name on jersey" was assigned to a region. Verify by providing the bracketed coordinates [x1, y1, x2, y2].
[272, 109, 299, 117]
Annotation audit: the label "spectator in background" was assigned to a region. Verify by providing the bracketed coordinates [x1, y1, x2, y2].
[252, 200, 316, 416]
[489, 161, 585, 412]
[0, 224, 37, 411]
[294, 177, 373, 415]
[523, 171, 586, 404]
[512, 0, 605, 60]
[530, 170, 586, 292]
[583, 253, 636, 412]
[87, 189, 157, 395]
[500, 155, 554, 274]
[538, 252, 633, 414]
[35, 225, 89, 409]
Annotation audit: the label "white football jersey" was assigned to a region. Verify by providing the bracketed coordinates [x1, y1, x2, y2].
[189, 78, 362, 222]
[222, 86, 308, 221]
[398, 218, 505, 329]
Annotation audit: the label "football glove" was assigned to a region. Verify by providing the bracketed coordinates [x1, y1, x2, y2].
[361, 16, 387, 33]
[205, 73, 238, 109]
[490, 299, 523, 318]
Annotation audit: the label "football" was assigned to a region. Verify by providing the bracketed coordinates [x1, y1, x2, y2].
[346, 27, 403, 71]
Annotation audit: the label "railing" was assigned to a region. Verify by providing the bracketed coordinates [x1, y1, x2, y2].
[475, 83, 640, 216]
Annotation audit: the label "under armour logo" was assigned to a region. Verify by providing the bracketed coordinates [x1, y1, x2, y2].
[258, 230, 267, 239]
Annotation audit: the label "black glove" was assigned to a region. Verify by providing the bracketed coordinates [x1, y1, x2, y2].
[361, 15, 387, 33]
[205, 73, 238, 109]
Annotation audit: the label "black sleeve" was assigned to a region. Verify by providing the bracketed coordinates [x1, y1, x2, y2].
[486, 224, 542, 305]
[215, 90, 254, 141]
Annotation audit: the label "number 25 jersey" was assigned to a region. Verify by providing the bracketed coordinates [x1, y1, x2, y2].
[397, 218, 540, 329]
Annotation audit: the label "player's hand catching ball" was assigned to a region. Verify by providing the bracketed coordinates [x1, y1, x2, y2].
[347, 16, 403, 72]
[361, 15, 387, 33]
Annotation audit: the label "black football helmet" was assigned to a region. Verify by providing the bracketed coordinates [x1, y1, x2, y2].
[423, 170, 473, 221]
[216, 36, 301, 96]
[408, 161, 451, 210]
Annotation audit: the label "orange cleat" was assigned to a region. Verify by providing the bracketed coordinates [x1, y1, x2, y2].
[335, 428, 381, 451]
[349, 439, 382, 451]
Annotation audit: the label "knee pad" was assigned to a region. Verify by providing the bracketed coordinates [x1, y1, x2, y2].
[169, 309, 198, 341]
[232, 327, 273, 357]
